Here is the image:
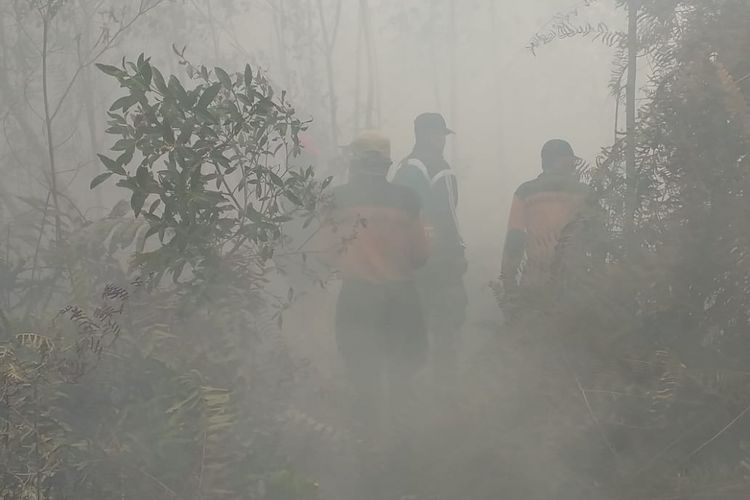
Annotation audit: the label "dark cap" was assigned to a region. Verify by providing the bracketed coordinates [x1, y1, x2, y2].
[414, 112, 455, 136]
[541, 139, 578, 168]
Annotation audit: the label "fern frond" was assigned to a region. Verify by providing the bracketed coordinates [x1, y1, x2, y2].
[1, 361, 25, 384]
[279, 407, 355, 446]
[15, 332, 55, 354]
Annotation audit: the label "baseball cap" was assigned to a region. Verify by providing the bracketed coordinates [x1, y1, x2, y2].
[350, 130, 391, 160]
[542, 139, 579, 160]
[414, 112, 455, 136]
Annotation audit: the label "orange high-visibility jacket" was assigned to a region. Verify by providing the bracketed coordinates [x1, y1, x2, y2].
[502, 171, 589, 287]
[320, 176, 429, 284]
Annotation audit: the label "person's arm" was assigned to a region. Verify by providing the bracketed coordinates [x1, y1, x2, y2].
[393, 164, 431, 209]
[411, 213, 430, 268]
[500, 194, 527, 290]
[394, 165, 434, 247]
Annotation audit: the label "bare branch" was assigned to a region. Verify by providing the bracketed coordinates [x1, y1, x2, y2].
[49, 0, 167, 122]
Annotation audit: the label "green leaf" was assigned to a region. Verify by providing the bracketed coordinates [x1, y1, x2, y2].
[110, 200, 130, 217]
[105, 125, 129, 135]
[147, 199, 161, 214]
[98, 154, 127, 175]
[177, 123, 194, 144]
[237, 93, 253, 107]
[195, 108, 217, 124]
[163, 119, 175, 143]
[131, 191, 147, 216]
[116, 147, 134, 167]
[96, 63, 122, 77]
[246, 205, 265, 223]
[141, 62, 152, 88]
[135, 225, 148, 253]
[136, 166, 150, 188]
[211, 151, 231, 169]
[269, 172, 284, 187]
[90, 172, 113, 189]
[244, 64, 253, 89]
[215, 67, 232, 89]
[168, 75, 190, 105]
[109, 94, 139, 112]
[285, 191, 303, 206]
[112, 139, 133, 151]
[172, 260, 186, 283]
[152, 67, 167, 93]
[197, 83, 221, 110]
[321, 176, 333, 189]
[107, 111, 126, 124]
[145, 224, 161, 240]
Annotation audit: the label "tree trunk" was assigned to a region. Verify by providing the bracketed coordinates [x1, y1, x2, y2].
[354, 5, 362, 131]
[272, 0, 291, 90]
[78, 0, 103, 207]
[360, 0, 378, 128]
[624, 0, 639, 243]
[42, 13, 62, 243]
[315, 0, 342, 149]
[428, 2, 442, 109]
[449, 0, 458, 166]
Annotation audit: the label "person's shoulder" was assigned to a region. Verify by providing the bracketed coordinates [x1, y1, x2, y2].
[392, 157, 430, 184]
[514, 178, 540, 198]
[515, 173, 589, 198]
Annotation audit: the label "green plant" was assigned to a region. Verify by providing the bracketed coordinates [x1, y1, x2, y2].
[1, 53, 327, 499]
[505, 2, 750, 498]
[93, 53, 323, 290]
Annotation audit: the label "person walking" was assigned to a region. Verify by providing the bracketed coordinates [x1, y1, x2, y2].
[389, 113, 467, 387]
[320, 130, 430, 438]
[501, 139, 589, 293]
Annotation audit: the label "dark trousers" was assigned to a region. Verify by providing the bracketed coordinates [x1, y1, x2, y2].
[336, 279, 427, 436]
[417, 277, 467, 386]
[336, 279, 428, 499]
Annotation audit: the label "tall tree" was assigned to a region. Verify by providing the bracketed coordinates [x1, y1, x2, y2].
[624, 0, 639, 242]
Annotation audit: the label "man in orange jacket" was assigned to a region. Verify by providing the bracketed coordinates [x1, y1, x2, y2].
[501, 139, 589, 292]
[320, 130, 430, 438]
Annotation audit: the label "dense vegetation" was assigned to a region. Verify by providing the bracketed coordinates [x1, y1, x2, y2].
[485, 1, 750, 498]
[1, 53, 326, 500]
[1, 0, 749, 499]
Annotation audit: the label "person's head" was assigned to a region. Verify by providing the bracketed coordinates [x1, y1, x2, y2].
[349, 130, 392, 176]
[414, 112, 454, 154]
[541, 139, 579, 172]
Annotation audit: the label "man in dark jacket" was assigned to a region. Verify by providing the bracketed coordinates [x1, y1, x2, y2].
[501, 139, 589, 292]
[389, 113, 467, 385]
[320, 130, 430, 439]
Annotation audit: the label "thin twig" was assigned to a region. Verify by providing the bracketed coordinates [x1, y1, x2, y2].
[40, 7, 62, 243]
[124, 463, 179, 498]
[49, 0, 167, 122]
[683, 403, 750, 462]
[631, 415, 715, 478]
[576, 376, 620, 461]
